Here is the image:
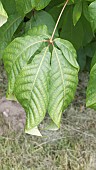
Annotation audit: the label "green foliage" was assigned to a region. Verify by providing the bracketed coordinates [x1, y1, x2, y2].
[0, 1, 8, 27]
[16, 0, 51, 15]
[0, 0, 96, 135]
[1, 0, 16, 15]
[73, 1, 82, 26]
[86, 63, 96, 109]
[48, 39, 79, 128]
[88, 0, 96, 32]
[25, 10, 58, 36]
[0, 14, 23, 58]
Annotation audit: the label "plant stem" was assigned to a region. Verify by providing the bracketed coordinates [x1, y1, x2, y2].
[50, 0, 69, 42]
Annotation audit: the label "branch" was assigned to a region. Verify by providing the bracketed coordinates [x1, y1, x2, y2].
[50, 0, 69, 42]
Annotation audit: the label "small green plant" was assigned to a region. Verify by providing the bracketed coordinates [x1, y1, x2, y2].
[0, 0, 96, 135]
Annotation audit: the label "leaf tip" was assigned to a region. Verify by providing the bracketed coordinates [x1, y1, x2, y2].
[25, 126, 42, 136]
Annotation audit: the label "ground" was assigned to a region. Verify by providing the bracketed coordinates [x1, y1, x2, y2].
[0, 61, 96, 170]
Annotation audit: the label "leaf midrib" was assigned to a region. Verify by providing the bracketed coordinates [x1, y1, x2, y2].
[28, 46, 49, 112]
[54, 47, 65, 108]
[31, 46, 49, 92]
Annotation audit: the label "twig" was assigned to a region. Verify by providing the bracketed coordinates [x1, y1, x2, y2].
[50, 0, 69, 42]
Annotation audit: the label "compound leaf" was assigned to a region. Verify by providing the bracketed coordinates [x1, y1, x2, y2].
[14, 47, 50, 131]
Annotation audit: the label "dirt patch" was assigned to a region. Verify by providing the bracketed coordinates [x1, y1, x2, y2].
[0, 97, 26, 135]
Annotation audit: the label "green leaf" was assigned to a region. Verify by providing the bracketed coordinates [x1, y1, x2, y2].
[88, 1, 96, 32]
[14, 47, 50, 131]
[3, 35, 46, 98]
[77, 48, 86, 71]
[84, 41, 96, 58]
[25, 126, 42, 136]
[25, 10, 58, 36]
[16, 0, 51, 15]
[55, 38, 79, 69]
[0, 1, 8, 27]
[15, 0, 32, 15]
[73, 1, 82, 26]
[26, 25, 50, 38]
[1, 0, 16, 15]
[60, 6, 93, 50]
[83, 1, 90, 21]
[0, 14, 23, 58]
[91, 51, 96, 68]
[33, 0, 51, 10]
[48, 43, 79, 128]
[86, 63, 96, 109]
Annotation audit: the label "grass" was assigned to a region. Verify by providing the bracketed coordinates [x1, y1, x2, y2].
[0, 112, 96, 170]
[0, 130, 94, 170]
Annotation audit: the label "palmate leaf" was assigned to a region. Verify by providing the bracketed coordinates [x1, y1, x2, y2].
[14, 46, 50, 132]
[48, 40, 79, 128]
[3, 35, 47, 99]
[0, 14, 23, 58]
[86, 63, 96, 110]
[4, 33, 79, 135]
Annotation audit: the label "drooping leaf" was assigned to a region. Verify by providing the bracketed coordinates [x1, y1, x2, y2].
[0, 1, 8, 27]
[86, 63, 96, 109]
[0, 14, 23, 58]
[88, 1, 96, 32]
[73, 1, 82, 26]
[14, 47, 51, 132]
[3, 35, 46, 98]
[48, 40, 79, 128]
